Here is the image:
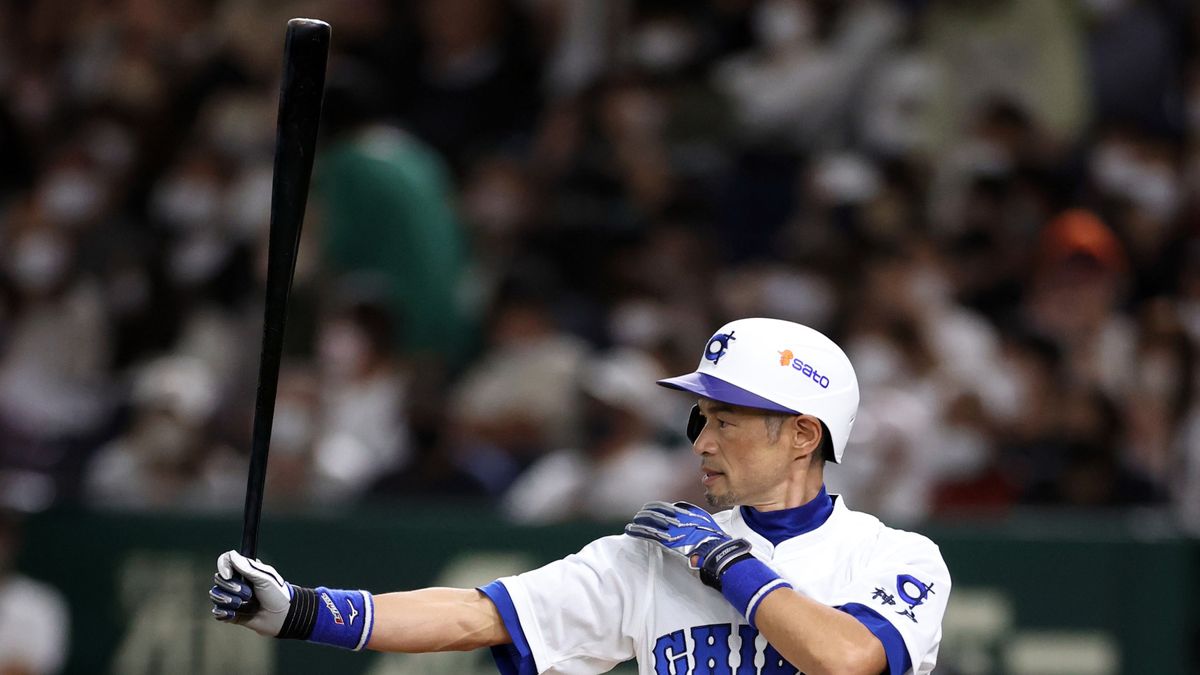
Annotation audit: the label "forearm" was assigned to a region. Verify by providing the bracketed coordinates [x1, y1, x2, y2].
[367, 587, 511, 653]
[754, 588, 886, 675]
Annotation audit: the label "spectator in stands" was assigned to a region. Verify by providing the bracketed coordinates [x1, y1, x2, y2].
[0, 0, 1195, 533]
[0, 508, 69, 675]
[450, 290, 589, 495]
[318, 62, 479, 370]
[310, 294, 413, 503]
[502, 349, 684, 523]
[83, 355, 239, 511]
[0, 204, 113, 487]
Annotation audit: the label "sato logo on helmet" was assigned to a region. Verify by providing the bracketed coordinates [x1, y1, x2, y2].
[777, 349, 830, 389]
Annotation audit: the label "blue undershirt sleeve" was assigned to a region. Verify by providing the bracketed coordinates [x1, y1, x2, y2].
[478, 580, 537, 675]
[837, 603, 912, 675]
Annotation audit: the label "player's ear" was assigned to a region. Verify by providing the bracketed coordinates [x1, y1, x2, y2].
[789, 415, 823, 460]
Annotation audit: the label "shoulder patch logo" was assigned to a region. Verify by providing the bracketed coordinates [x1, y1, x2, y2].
[892, 574, 936, 623]
[896, 574, 935, 607]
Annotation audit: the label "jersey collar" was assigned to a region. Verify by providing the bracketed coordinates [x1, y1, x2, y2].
[738, 485, 834, 547]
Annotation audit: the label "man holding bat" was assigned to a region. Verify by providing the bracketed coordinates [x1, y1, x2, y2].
[212, 318, 951, 674]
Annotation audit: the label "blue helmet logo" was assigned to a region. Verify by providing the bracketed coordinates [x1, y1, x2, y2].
[704, 331, 736, 365]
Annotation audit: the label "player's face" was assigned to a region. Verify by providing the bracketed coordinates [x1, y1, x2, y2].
[692, 399, 795, 510]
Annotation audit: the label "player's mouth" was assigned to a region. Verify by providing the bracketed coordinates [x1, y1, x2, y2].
[701, 469, 724, 486]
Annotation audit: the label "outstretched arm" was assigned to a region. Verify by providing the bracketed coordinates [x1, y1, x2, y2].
[210, 551, 510, 653]
[368, 588, 510, 652]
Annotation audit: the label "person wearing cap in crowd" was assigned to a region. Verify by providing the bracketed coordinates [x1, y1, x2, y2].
[500, 348, 685, 524]
[210, 318, 951, 675]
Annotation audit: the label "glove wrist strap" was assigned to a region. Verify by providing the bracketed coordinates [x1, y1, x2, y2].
[698, 538, 753, 590]
[279, 586, 317, 640]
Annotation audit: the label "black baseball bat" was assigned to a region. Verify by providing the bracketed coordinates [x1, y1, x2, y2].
[241, 18, 331, 559]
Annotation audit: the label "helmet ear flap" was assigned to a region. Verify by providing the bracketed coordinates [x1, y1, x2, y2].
[686, 405, 706, 443]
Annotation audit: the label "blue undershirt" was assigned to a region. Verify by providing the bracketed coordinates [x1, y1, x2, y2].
[738, 485, 835, 545]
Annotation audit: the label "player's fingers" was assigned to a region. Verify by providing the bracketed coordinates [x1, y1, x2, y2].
[225, 551, 258, 578]
[213, 572, 253, 600]
[216, 551, 235, 580]
[633, 506, 681, 528]
[641, 501, 680, 517]
[213, 596, 260, 618]
[626, 522, 687, 545]
[213, 572, 239, 593]
[632, 510, 678, 530]
[624, 523, 665, 541]
[210, 586, 234, 605]
[212, 606, 238, 622]
[210, 586, 247, 609]
[675, 503, 716, 522]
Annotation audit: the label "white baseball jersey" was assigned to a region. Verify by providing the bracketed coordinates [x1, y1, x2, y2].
[480, 490, 950, 675]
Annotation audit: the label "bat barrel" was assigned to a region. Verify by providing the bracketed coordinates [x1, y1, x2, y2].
[240, 18, 330, 559]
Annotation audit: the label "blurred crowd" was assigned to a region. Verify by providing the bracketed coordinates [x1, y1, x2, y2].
[1, 0, 1199, 537]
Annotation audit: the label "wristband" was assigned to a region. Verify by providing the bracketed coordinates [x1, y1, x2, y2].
[715, 557, 792, 629]
[279, 585, 375, 651]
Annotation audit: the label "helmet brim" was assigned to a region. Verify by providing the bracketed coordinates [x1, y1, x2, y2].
[656, 372, 798, 414]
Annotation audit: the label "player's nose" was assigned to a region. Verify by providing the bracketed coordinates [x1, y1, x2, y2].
[690, 426, 717, 456]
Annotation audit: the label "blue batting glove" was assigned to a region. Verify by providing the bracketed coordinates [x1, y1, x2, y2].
[210, 550, 376, 651]
[210, 551, 294, 636]
[625, 501, 750, 586]
[625, 502, 793, 628]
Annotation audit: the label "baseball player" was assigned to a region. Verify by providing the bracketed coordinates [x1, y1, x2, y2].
[211, 318, 951, 674]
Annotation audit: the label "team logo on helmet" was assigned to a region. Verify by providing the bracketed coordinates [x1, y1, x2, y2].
[704, 332, 736, 365]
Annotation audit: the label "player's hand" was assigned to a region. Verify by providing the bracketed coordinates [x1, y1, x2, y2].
[210, 550, 293, 637]
[624, 501, 754, 590]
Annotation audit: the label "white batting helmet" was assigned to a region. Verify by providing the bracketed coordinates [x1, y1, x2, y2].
[657, 317, 859, 462]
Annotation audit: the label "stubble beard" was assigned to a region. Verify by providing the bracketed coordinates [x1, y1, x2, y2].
[704, 489, 738, 510]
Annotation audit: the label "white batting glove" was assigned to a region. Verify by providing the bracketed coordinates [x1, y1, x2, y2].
[210, 550, 294, 637]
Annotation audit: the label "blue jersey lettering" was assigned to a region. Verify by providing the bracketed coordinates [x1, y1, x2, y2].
[690, 624, 733, 675]
[653, 625, 801, 675]
[761, 642, 799, 675]
[654, 629, 689, 675]
[735, 624, 759, 675]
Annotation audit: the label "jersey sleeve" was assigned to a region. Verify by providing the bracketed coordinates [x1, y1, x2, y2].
[832, 532, 951, 675]
[479, 535, 647, 675]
